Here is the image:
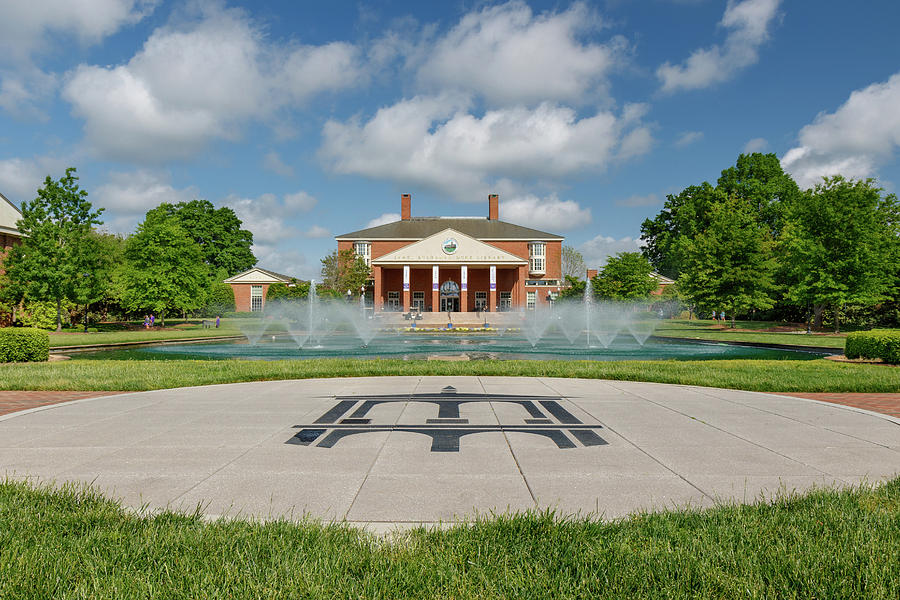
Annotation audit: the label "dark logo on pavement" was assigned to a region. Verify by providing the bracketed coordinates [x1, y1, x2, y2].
[287, 386, 607, 452]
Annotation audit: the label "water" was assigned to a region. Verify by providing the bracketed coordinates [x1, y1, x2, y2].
[72, 333, 829, 362]
[74, 287, 827, 362]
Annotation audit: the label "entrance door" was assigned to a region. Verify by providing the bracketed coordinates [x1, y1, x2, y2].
[440, 297, 459, 312]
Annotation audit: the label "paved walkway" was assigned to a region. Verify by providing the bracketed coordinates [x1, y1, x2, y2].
[1, 378, 897, 529]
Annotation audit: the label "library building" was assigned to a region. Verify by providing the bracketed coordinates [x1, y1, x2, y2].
[336, 194, 563, 313]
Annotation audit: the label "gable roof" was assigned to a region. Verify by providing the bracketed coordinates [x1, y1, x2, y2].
[336, 217, 563, 241]
[223, 267, 297, 284]
[373, 228, 527, 266]
[0, 191, 22, 237]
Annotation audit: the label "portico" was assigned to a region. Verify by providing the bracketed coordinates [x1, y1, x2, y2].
[336, 193, 564, 314]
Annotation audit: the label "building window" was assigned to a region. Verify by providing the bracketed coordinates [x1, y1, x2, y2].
[387, 291, 400, 310]
[499, 292, 511, 311]
[529, 242, 545, 274]
[354, 241, 371, 267]
[413, 291, 425, 311]
[251, 285, 263, 312]
[525, 279, 560, 287]
[526, 291, 536, 310]
[475, 291, 487, 311]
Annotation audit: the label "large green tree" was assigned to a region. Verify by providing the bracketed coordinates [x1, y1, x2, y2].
[678, 195, 777, 327]
[641, 153, 800, 279]
[121, 211, 208, 326]
[147, 200, 255, 276]
[3, 168, 104, 331]
[593, 252, 657, 300]
[779, 176, 899, 332]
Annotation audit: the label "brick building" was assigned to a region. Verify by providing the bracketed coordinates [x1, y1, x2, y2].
[0, 192, 22, 265]
[336, 194, 563, 313]
[223, 268, 294, 312]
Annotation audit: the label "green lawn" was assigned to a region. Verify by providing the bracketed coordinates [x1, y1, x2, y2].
[655, 319, 847, 349]
[2, 358, 899, 392]
[49, 322, 244, 348]
[1, 478, 897, 599]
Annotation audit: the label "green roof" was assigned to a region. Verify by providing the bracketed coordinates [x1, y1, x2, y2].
[336, 218, 563, 241]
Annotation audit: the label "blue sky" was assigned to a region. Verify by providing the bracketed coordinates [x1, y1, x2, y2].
[1, 0, 899, 278]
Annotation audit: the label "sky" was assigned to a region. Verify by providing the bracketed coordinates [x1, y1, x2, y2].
[1, 0, 899, 279]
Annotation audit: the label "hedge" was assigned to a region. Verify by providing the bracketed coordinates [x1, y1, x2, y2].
[0, 327, 50, 363]
[845, 329, 900, 364]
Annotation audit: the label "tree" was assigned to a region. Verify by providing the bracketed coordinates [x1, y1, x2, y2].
[121, 211, 208, 326]
[147, 200, 255, 276]
[266, 279, 310, 301]
[717, 152, 800, 237]
[320, 249, 369, 295]
[558, 275, 586, 301]
[560, 245, 586, 279]
[2, 168, 104, 331]
[779, 176, 899, 332]
[592, 252, 657, 300]
[677, 196, 777, 327]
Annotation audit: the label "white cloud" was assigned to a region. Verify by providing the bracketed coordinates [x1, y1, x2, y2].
[0, 155, 72, 204]
[500, 194, 591, 231]
[0, 0, 158, 62]
[413, 1, 623, 105]
[579, 234, 643, 268]
[0, 67, 57, 119]
[615, 193, 660, 207]
[320, 95, 654, 201]
[657, 0, 781, 93]
[93, 169, 196, 233]
[262, 151, 294, 177]
[781, 72, 900, 189]
[251, 244, 311, 280]
[63, 3, 367, 162]
[302, 225, 331, 239]
[223, 190, 317, 245]
[674, 131, 703, 147]
[366, 213, 401, 228]
[743, 137, 768, 153]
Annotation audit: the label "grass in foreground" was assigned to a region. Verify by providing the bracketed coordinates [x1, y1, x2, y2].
[1, 358, 898, 392]
[1, 478, 897, 599]
[655, 319, 847, 349]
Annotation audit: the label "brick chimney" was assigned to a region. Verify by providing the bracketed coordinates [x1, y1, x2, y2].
[401, 193, 411, 220]
[586, 269, 598, 280]
[488, 194, 499, 220]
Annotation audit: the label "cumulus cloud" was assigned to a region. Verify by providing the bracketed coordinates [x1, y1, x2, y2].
[743, 137, 768, 153]
[302, 225, 331, 239]
[262, 152, 294, 177]
[0, 0, 157, 62]
[251, 244, 311, 279]
[366, 213, 401, 228]
[0, 155, 72, 204]
[0, 67, 58, 119]
[413, 1, 623, 105]
[223, 190, 317, 245]
[657, 0, 781, 93]
[781, 72, 900, 189]
[500, 194, 591, 231]
[93, 169, 197, 233]
[63, 3, 367, 162]
[615, 193, 660, 207]
[674, 131, 703, 147]
[319, 95, 654, 201]
[578, 234, 643, 268]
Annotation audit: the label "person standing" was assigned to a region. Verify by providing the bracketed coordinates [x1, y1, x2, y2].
[215, 315, 220, 328]
[149, 314, 155, 327]
[143, 315, 149, 329]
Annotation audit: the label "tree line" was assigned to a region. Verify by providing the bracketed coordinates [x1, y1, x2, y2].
[0, 168, 256, 330]
[640, 153, 899, 331]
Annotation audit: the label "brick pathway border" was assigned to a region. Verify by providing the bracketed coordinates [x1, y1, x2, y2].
[2, 389, 899, 419]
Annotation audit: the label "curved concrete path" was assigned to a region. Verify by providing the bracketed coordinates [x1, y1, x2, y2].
[1, 377, 898, 529]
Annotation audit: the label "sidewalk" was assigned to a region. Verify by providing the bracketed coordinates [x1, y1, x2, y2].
[0, 391, 125, 417]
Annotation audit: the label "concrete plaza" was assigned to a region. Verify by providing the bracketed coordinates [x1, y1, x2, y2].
[1, 377, 898, 529]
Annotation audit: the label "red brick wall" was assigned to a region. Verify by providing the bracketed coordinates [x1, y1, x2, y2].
[230, 283, 271, 312]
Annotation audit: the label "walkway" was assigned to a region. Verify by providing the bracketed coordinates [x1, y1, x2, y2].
[1, 378, 897, 529]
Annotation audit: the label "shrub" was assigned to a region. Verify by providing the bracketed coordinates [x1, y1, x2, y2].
[20, 300, 73, 330]
[845, 329, 900, 364]
[0, 327, 50, 362]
